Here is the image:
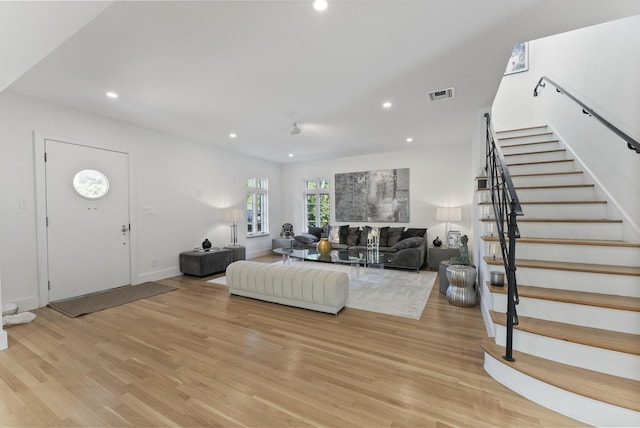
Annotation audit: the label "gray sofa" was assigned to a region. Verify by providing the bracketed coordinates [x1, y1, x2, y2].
[290, 225, 428, 271]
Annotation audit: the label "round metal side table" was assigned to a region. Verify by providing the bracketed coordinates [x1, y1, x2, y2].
[445, 264, 477, 307]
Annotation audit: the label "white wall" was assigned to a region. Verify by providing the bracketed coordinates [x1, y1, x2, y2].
[492, 15, 640, 237]
[0, 91, 282, 310]
[282, 144, 475, 258]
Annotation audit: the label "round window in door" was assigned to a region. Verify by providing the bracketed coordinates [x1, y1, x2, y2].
[72, 169, 110, 199]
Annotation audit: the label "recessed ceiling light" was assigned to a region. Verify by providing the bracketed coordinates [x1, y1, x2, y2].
[406, 137, 414, 143]
[229, 133, 237, 139]
[106, 92, 118, 99]
[288, 153, 294, 158]
[382, 101, 392, 109]
[313, 0, 328, 12]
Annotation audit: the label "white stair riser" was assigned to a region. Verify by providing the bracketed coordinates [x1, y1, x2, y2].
[507, 161, 575, 175]
[516, 221, 622, 240]
[504, 151, 567, 164]
[515, 186, 594, 201]
[499, 267, 640, 297]
[493, 296, 640, 335]
[493, 242, 640, 266]
[493, 327, 640, 381]
[511, 173, 584, 187]
[501, 141, 560, 155]
[495, 128, 549, 138]
[519, 203, 606, 219]
[497, 133, 553, 144]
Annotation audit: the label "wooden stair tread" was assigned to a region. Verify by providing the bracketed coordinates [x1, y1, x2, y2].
[500, 140, 560, 149]
[489, 310, 640, 356]
[507, 159, 573, 167]
[510, 170, 583, 178]
[480, 217, 622, 223]
[480, 235, 640, 248]
[484, 256, 640, 276]
[481, 338, 640, 412]
[487, 282, 640, 312]
[504, 149, 566, 157]
[514, 183, 593, 190]
[496, 131, 553, 140]
[479, 200, 606, 205]
[496, 125, 547, 134]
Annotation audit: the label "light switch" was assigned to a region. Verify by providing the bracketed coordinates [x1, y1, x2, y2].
[142, 206, 158, 215]
[18, 199, 28, 209]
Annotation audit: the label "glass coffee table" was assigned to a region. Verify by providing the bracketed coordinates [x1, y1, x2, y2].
[272, 248, 384, 279]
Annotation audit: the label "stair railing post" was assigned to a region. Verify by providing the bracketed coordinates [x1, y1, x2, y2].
[504, 205, 519, 362]
[484, 112, 522, 363]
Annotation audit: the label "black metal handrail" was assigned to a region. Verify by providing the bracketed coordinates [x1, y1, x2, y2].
[484, 112, 523, 362]
[534, 76, 640, 154]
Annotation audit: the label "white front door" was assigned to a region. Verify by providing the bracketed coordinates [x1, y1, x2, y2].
[45, 139, 131, 302]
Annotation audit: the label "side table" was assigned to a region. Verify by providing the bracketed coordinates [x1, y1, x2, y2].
[179, 249, 233, 277]
[224, 245, 246, 262]
[445, 264, 477, 307]
[428, 246, 459, 270]
[272, 238, 295, 249]
[438, 261, 451, 294]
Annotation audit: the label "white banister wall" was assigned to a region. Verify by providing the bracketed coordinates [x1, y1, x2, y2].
[492, 15, 640, 239]
[0, 273, 7, 350]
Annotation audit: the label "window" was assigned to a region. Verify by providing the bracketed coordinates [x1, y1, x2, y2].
[247, 177, 268, 236]
[72, 169, 110, 199]
[304, 179, 330, 229]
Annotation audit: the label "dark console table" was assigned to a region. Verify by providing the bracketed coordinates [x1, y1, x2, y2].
[179, 249, 233, 277]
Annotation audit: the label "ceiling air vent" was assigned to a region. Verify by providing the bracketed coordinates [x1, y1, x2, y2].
[428, 87, 455, 102]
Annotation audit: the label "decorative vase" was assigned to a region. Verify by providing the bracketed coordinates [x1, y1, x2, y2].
[317, 238, 332, 255]
[433, 236, 442, 247]
[202, 238, 212, 251]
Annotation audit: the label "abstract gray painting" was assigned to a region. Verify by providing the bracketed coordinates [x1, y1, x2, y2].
[335, 168, 409, 222]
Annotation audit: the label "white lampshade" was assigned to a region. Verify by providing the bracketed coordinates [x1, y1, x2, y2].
[436, 207, 462, 222]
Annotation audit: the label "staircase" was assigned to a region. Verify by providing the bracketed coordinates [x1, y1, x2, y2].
[479, 125, 640, 427]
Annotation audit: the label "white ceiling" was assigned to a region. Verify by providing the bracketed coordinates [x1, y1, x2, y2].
[4, 1, 640, 164]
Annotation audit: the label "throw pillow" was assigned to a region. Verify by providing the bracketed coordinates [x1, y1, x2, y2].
[328, 226, 341, 244]
[401, 228, 427, 240]
[392, 236, 424, 250]
[358, 226, 372, 246]
[378, 226, 390, 247]
[387, 227, 405, 246]
[347, 227, 360, 246]
[308, 226, 324, 240]
[294, 233, 319, 244]
[338, 225, 350, 245]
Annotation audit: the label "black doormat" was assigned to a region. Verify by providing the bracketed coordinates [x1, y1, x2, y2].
[48, 282, 178, 318]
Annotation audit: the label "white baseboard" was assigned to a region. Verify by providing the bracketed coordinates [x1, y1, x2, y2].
[246, 247, 273, 260]
[136, 267, 180, 284]
[10, 296, 41, 311]
[0, 330, 7, 351]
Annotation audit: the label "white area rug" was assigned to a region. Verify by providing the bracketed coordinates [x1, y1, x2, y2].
[209, 261, 437, 320]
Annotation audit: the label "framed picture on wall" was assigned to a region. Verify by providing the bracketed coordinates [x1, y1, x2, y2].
[504, 42, 529, 75]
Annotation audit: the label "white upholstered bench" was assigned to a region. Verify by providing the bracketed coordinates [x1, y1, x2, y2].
[225, 261, 349, 314]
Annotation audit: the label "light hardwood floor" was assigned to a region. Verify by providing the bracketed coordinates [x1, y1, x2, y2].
[0, 255, 584, 427]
